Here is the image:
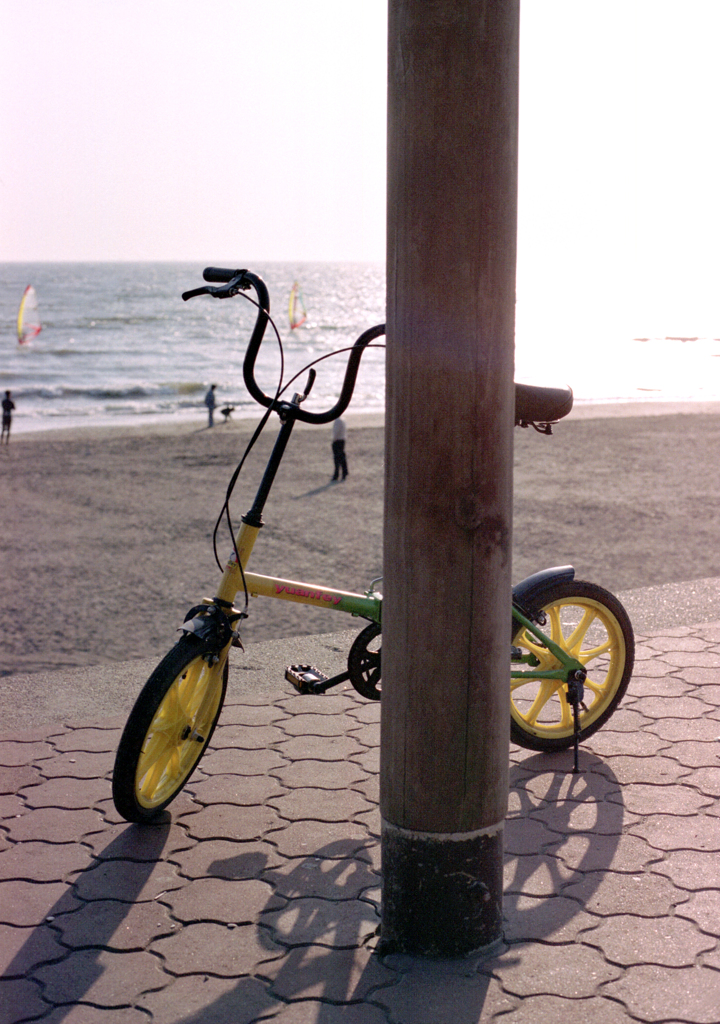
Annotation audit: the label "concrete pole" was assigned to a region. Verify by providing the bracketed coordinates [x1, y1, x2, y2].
[381, 0, 519, 956]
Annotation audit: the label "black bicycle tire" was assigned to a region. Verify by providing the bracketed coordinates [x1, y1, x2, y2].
[112, 635, 228, 822]
[510, 579, 634, 751]
[348, 622, 382, 700]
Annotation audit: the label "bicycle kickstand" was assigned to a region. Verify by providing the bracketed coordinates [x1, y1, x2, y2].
[566, 670, 586, 774]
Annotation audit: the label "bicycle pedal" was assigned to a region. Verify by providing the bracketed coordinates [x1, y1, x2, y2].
[285, 664, 329, 694]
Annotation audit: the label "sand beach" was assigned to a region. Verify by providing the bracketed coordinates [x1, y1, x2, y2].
[3, 403, 720, 679]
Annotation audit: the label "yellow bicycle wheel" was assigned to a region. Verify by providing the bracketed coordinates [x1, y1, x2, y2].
[112, 636, 228, 822]
[510, 580, 634, 751]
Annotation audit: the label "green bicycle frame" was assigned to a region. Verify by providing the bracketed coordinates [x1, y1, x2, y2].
[510, 604, 585, 682]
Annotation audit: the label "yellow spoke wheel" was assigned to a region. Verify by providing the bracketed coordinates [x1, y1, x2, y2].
[112, 636, 228, 822]
[510, 580, 634, 751]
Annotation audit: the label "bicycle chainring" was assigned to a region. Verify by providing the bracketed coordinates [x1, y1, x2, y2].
[348, 622, 382, 701]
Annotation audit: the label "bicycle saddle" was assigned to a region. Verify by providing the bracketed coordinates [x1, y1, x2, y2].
[515, 383, 573, 430]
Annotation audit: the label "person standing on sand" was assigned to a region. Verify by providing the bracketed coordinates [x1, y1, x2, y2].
[1, 391, 15, 444]
[331, 417, 348, 480]
[205, 384, 217, 428]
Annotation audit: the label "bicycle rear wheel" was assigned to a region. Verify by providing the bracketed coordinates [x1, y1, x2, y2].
[112, 635, 228, 822]
[510, 579, 634, 751]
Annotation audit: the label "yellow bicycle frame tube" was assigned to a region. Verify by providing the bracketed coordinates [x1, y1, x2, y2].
[212, 518, 381, 623]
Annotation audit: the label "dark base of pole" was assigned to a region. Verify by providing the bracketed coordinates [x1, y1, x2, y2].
[379, 820, 504, 957]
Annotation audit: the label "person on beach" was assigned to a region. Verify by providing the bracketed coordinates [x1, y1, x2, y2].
[204, 384, 217, 428]
[331, 417, 348, 480]
[1, 391, 15, 444]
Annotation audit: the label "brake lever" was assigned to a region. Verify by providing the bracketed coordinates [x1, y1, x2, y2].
[182, 285, 214, 301]
[182, 272, 251, 303]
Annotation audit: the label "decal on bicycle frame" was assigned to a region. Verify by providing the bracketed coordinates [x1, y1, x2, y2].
[275, 584, 342, 605]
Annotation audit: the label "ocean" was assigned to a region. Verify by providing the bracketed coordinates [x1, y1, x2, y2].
[3, 261, 720, 433]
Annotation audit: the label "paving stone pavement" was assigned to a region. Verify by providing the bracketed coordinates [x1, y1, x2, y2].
[2, 620, 720, 1023]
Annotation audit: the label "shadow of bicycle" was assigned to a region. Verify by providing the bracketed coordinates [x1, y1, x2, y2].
[167, 748, 623, 1023]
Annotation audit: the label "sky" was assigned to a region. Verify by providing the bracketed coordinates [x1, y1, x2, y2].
[2, 1, 720, 343]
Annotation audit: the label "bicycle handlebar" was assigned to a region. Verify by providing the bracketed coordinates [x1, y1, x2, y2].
[182, 267, 383, 424]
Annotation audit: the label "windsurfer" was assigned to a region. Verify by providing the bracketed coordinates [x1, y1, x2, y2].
[2, 391, 15, 444]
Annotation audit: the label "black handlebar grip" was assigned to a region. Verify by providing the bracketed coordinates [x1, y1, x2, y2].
[203, 267, 243, 283]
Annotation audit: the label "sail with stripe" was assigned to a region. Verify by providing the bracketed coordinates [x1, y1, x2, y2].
[288, 281, 307, 330]
[17, 285, 42, 344]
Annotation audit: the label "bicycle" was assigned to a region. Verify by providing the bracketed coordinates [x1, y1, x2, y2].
[112, 267, 635, 823]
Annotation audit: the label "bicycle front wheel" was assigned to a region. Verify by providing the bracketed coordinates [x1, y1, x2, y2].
[112, 635, 228, 822]
[510, 580, 634, 751]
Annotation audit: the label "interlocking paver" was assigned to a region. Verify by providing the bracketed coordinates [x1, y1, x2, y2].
[53, 897, 176, 950]
[219, 701, 288, 726]
[625, 674, 690, 696]
[589, 753, 690, 785]
[647, 716, 720, 742]
[51, 728, 118, 753]
[35, 1006, 149, 1024]
[676, 889, 720, 935]
[4, 616, 720, 1023]
[550, 832, 662, 874]
[38, 749, 112, 779]
[165, 876, 278, 924]
[504, 816, 559, 855]
[186, 771, 284, 806]
[690, 765, 720, 797]
[267, 854, 381, 901]
[178, 801, 283, 841]
[604, 963, 720, 1023]
[272, 757, 368, 789]
[580, 729, 668, 757]
[270, 786, 372, 823]
[19, 775, 110, 809]
[660, 739, 720, 767]
[652, 848, 720, 890]
[0, 921, 66, 975]
[258, 1002, 391, 1024]
[561, 870, 685, 917]
[503, 893, 596, 943]
[0, 764, 42, 795]
[174, 838, 283, 880]
[73, 858, 183, 902]
[267, 820, 374, 859]
[199, 746, 285, 775]
[582, 913, 715, 966]
[631, 811, 720, 851]
[372, 965, 517, 1024]
[0, 741, 56, 767]
[261, 942, 395, 1003]
[495, 994, 637, 1024]
[0, 978, 46, 1024]
[210, 722, 287, 749]
[483, 941, 622, 996]
[4, 805, 106, 843]
[280, 712, 353, 737]
[150, 920, 283, 975]
[631, 693, 717, 718]
[276, 733, 364, 761]
[0, 840, 93, 882]
[621, 781, 713, 816]
[136, 974, 278, 1024]
[32, 947, 167, 1006]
